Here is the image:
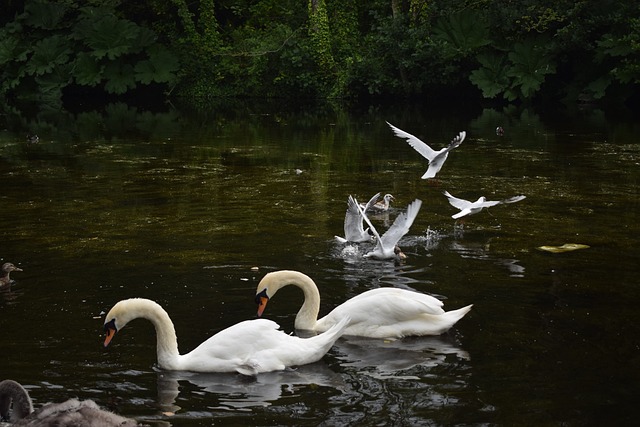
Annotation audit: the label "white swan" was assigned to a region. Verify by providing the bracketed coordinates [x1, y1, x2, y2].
[361, 193, 394, 212]
[357, 198, 422, 259]
[443, 190, 526, 219]
[0, 379, 138, 426]
[335, 193, 380, 243]
[387, 122, 466, 179]
[255, 270, 472, 339]
[103, 298, 349, 376]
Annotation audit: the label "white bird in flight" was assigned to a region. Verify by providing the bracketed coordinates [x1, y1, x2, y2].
[387, 122, 466, 179]
[357, 198, 423, 259]
[443, 191, 526, 219]
[335, 193, 380, 243]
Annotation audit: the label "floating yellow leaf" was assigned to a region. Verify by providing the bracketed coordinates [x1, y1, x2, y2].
[537, 243, 590, 253]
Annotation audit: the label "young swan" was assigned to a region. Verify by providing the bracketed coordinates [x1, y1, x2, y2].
[103, 298, 349, 376]
[255, 270, 472, 339]
[0, 379, 138, 426]
[0, 380, 33, 421]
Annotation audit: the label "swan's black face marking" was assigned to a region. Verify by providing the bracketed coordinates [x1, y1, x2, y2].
[103, 318, 117, 347]
[255, 288, 269, 317]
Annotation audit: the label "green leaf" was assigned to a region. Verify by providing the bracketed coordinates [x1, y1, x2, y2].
[0, 36, 19, 65]
[25, 35, 72, 76]
[24, 1, 68, 30]
[74, 14, 140, 60]
[506, 39, 555, 98]
[73, 52, 103, 86]
[433, 10, 490, 56]
[469, 52, 510, 98]
[134, 45, 179, 84]
[104, 61, 136, 94]
[586, 75, 612, 99]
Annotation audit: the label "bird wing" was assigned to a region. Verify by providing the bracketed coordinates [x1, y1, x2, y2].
[380, 199, 422, 248]
[363, 192, 382, 212]
[356, 199, 382, 244]
[422, 132, 466, 178]
[445, 131, 466, 151]
[443, 191, 472, 210]
[387, 122, 437, 160]
[501, 195, 527, 204]
[343, 195, 366, 240]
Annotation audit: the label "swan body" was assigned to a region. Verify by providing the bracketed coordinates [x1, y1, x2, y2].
[0, 263, 22, 287]
[387, 122, 466, 179]
[357, 198, 422, 259]
[255, 270, 472, 339]
[361, 193, 394, 212]
[103, 298, 349, 375]
[443, 190, 526, 219]
[0, 379, 138, 426]
[335, 193, 380, 243]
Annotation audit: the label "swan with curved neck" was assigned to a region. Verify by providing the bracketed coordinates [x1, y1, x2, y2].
[103, 298, 349, 375]
[255, 270, 472, 339]
[0, 380, 33, 421]
[0, 379, 138, 425]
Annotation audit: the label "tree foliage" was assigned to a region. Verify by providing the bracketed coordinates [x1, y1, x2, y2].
[0, 0, 638, 106]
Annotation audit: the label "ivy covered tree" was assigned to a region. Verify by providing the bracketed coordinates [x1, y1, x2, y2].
[0, 0, 638, 107]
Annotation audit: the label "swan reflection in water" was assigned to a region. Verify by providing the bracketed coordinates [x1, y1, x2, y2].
[153, 335, 469, 412]
[154, 362, 349, 411]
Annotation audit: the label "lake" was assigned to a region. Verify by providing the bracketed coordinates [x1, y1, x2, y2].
[1, 99, 638, 425]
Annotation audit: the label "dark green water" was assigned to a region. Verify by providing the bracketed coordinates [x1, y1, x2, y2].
[1, 101, 638, 425]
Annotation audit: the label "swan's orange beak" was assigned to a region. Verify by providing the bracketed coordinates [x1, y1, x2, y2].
[104, 319, 117, 347]
[104, 328, 115, 347]
[255, 288, 269, 317]
[257, 296, 269, 317]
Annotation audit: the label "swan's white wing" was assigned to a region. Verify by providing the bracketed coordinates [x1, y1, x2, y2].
[318, 288, 470, 338]
[387, 122, 437, 160]
[443, 191, 472, 211]
[379, 199, 422, 248]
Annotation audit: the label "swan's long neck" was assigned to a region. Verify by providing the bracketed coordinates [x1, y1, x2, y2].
[0, 379, 33, 420]
[116, 299, 181, 370]
[265, 271, 321, 331]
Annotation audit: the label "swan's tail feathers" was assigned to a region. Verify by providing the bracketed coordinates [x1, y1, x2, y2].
[322, 315, 351, 342]
[442, 304, 473, 330]
[334, 235, 348, 244]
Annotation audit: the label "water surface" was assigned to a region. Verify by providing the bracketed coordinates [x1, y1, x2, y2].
[1, 101, 638, 425]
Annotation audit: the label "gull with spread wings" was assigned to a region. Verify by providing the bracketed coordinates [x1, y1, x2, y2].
[357, 198, 423, 259]
[387, 122, 466, 179]
[443, 191, 526, 219]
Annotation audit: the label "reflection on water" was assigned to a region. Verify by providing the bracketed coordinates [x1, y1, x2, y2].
[155, 363, 349, 411]
[1, 101, 639, 425]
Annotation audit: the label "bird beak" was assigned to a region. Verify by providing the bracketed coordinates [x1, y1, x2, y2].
[257, 296, 269, 317]
[14, 267, 23, 272]
[255, 288, 270, 317]
[104, 328, 116, 347]
[103, 319, 117, 347]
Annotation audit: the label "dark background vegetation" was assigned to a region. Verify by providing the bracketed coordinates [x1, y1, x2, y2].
[1, 0, 639, 110]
